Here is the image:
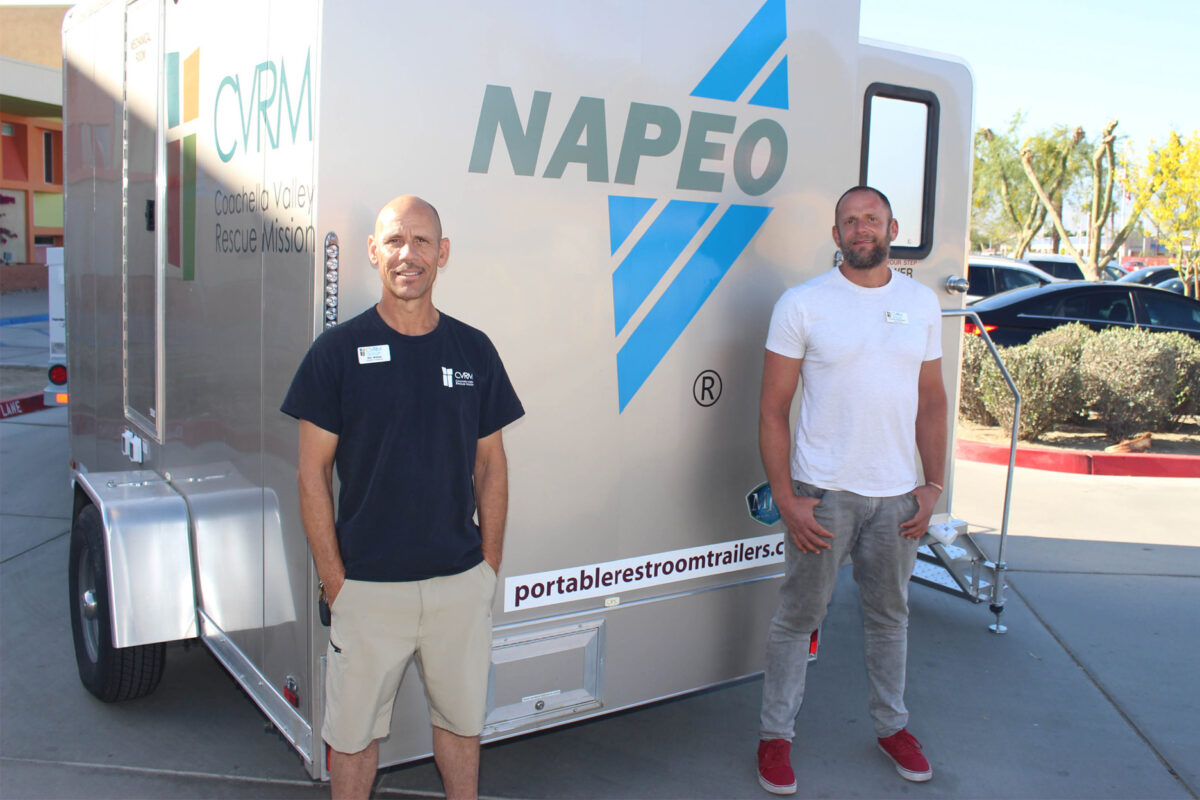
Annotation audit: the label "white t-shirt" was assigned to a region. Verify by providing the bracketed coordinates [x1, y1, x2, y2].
[765, 267, 942, 497]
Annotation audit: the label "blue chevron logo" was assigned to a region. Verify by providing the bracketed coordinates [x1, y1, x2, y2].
[611, 0, 785, 411]
[692, 0, 789, 110]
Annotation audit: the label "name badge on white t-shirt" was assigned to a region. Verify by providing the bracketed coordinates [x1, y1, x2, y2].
[357, 345, 391, 364]
[885, 311, 908, 324]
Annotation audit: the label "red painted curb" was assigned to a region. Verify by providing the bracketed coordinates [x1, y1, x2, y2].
[956, 438, 1200, 478]
[0, 392, 47, 419]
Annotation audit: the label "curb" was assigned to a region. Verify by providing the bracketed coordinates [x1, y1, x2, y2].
[0, 392, 47, 419]
[956, 439, 1200, 479]
[0, 313, 49, 327]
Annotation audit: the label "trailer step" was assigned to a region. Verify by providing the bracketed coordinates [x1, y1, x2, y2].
[911, 528, 999, 603]
[912, 558, 964, 592]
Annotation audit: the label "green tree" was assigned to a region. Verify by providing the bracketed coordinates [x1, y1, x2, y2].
[1130, 131, 1199, 298]
[1022, 120, 1161, 281]
[972, 114, 1087, 257]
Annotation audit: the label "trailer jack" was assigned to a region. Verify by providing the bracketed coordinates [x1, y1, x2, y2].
[988, 561, 1008, 634]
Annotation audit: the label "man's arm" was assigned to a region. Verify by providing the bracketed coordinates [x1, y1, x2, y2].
[760, 350, 833, 553]
[297, 420, 346, 602]
[474, 429, 509, 572]
[900, 357, 948, 539]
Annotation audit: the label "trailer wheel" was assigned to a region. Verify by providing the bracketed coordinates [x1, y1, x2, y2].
[68, 504, 165, 701]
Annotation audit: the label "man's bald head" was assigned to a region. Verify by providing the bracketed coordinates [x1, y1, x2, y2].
[375, 195, 443, 240]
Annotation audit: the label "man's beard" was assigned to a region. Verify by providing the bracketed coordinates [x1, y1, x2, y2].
[842, 239, 889, 270]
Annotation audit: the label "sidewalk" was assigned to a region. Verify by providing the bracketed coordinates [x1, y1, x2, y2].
[2, 287, 1197, 798]
[0, 289, 52, 412]
[0, 288, 50, 386]
[0, 284, 1195, 796]
[2, 400, 1197, 799]
[0, 287, 50, 326]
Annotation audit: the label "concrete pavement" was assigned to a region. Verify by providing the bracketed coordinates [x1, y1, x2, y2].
[1, 288, 53, 408]
[2, 288, 1198, 799]
[0, 288, 51, 371]
[3, 411, 1197, 798]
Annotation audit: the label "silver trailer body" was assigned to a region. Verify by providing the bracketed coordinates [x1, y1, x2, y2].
[62, 0, 974, 779]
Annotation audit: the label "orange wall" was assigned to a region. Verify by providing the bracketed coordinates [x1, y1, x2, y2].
[0, 5, 70, 262]
[1, 114, 64, 260]
[0, 7, 71, 68]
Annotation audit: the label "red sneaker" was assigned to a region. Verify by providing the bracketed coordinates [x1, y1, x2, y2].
[877, 729, 932, 782]
[757, 738, 797, 795]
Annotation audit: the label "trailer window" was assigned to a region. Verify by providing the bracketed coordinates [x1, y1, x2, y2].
[859, 83, 939, 260]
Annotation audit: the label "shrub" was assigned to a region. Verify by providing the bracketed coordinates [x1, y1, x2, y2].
[1081, 327, 1177, 441]
[1029, 321, 1095, 362]
[1154, 331, 1200, 424]
[977, 339, 1085, 441]
[1027, 322, 1093, 422]
[958, 333, 995, 425]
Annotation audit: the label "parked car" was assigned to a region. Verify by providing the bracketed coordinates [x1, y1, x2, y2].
[964, 282, 1200, 345]
[1022, 253, 1088, 280]
[1155, 277, 1186, 295]
[1099, 264, 1125, 281]
[1022, 253, 1130, 281]
[1118, 265, 1179, 286]
[966, 255, 1059, 303]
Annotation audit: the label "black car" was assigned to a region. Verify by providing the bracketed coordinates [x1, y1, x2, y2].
[1156, 277, 1186, 295]
[965, 282, 1200, 345]
[1117, 265, 1179, 286]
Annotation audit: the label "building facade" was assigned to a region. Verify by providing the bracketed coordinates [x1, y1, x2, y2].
[1, 6, 70, 266]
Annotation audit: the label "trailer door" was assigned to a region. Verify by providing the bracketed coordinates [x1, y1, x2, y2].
[855, 42, 974, 515]
[123, 0, 164, 443]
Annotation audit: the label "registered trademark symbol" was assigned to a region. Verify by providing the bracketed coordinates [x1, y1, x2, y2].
[693, 370, 722, 407]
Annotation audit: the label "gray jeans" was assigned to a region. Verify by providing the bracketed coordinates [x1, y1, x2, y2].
[759, 481, 920, 740]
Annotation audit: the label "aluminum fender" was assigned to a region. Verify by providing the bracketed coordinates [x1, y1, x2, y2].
[169, 463, 298, 634]
[74, 470, 198, 648]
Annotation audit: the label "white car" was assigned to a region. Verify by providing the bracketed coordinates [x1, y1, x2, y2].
[1023, 253, 1126, 282]
[966, 255, 1060, 303]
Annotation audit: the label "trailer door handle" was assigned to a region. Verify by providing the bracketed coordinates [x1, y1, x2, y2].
[144, 199, 155, 232]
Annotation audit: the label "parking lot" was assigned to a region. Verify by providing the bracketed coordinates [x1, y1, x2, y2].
[2, 291, 1199, 799]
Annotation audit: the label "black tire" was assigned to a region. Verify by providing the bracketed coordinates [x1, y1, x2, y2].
[68, 503, 166, 701]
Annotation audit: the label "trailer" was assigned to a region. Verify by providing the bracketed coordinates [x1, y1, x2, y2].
[41, 246, 70, 405]
[62, 0, 1003, 780]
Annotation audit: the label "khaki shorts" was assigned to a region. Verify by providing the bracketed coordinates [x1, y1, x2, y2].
[322, 560, 497, 754]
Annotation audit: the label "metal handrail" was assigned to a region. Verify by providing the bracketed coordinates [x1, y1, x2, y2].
[942, 309, 1021, 634]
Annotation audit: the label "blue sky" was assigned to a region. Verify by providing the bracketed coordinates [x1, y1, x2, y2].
[860, 0, 1199, 154]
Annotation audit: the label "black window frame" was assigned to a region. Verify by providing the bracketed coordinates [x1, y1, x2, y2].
[859, 82, 940, 261]
[43, 130, 54, 183]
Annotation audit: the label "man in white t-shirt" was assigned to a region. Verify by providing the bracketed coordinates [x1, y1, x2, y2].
[754, 186, 947, 795]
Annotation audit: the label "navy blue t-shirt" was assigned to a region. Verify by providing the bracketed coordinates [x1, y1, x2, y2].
[281, 307, 524, 582]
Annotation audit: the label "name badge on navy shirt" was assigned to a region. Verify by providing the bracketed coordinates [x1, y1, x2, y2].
[357, 345, 391, 364]
[885, 311, 908, 324]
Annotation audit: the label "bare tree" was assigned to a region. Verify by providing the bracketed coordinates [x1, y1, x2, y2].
[1021, 121, 1161, 280]
[973, 119, 1086, 257]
